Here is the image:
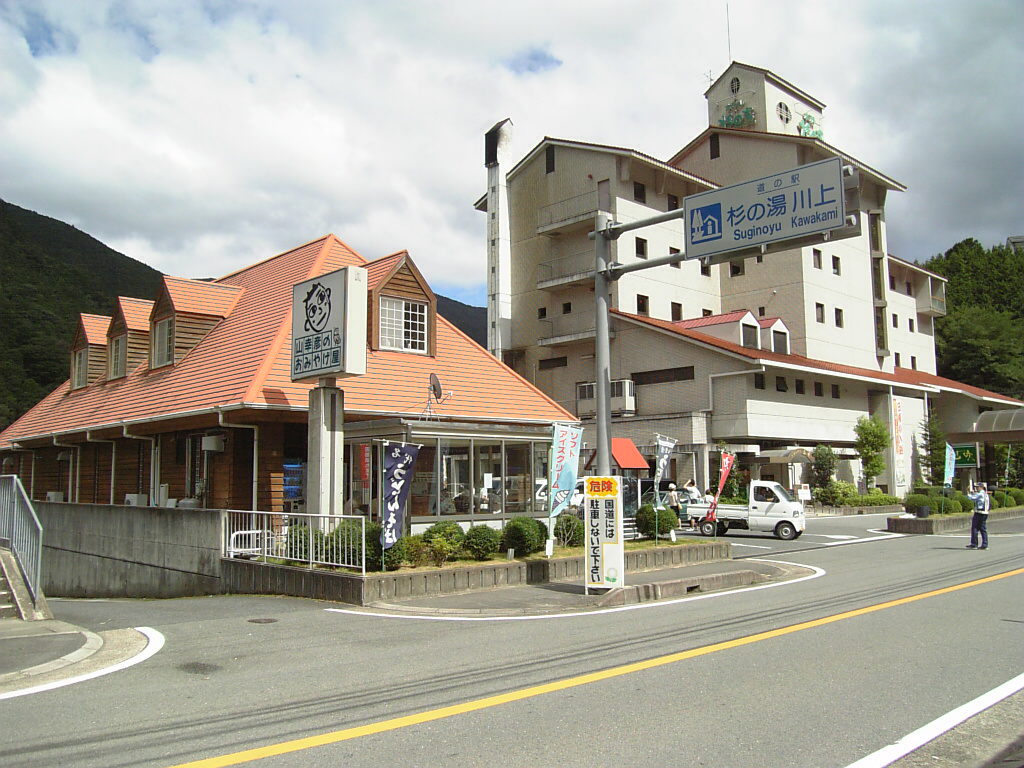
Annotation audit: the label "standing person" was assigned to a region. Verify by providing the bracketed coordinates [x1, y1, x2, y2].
[666, 484, 683, 529]
[683, 479, 702, 529]
[966, 481, 990, 550]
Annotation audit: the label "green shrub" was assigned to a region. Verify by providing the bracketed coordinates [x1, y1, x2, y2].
[903, 493, 932, 513]
[422, 520, 466, 546]
[816, 480, 857, 506]
[427, 536, 460, 567]
[553, 512, 584, 547]
[404, 534, 431, 567]
[634, 503, 680, 539]
[953, 492, 972, 512]
[532, 517, 550, 544]
[365, 522, 408, 571]
[993, 491, 1011, 508]
[1012, 490, 1024, 506]
[990, 493, 1002, 509]
[945, 499, 962, 515]
[463, 525, 502, 561]
[840, 493, 899, 507]
[502, 516, 544, 556]
[322, 520, 365, 564]
[284, 524, 321, 562]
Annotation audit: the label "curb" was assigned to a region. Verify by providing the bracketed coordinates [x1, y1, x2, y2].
[596, 569, 759, 606]
[0, 629, 104, 684]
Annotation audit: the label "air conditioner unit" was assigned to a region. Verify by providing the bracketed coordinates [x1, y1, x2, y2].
[125, 493, 148, 506]
[575, 379, 636, 417]
[45, 491, 64, 502]
[201, 435, 225, 452]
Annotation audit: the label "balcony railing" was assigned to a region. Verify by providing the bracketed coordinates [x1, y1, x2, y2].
[537, 248, 595, 289]
[537, 190, 599, 233]
[538, 313, 600, 346]
[917, 293, 947, 316]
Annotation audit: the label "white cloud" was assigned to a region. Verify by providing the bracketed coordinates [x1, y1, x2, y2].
[1, 0, 1021, 303]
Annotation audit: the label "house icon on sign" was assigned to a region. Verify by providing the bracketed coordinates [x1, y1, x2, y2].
[690, 203, 723, 245]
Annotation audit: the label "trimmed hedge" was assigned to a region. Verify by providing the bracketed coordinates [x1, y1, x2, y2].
[553, 513, 584, 547]
[422, 520, 466, 546]
[463, 525, 502, 561]
[903, 493, 932, 514]
[635, 503, 680, 539]
[502, 516, 544, 556]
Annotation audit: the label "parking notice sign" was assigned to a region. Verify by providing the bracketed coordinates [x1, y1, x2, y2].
[684, 157, 846, 260]
[584, 476, 625, 591]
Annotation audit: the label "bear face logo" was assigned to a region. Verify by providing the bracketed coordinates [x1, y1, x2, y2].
[303, 282, 331, 332]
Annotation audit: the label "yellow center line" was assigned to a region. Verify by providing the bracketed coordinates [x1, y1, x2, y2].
[169, 567, 1024, 768]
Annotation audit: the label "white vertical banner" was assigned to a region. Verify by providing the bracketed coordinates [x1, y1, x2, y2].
[892, 400, 906, 489]
[549, 423, 583, 518]
[584, 476, 624, 591]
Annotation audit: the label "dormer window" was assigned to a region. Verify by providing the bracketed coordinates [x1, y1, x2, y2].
[741, 324, 759, 348]
[152, 317, 175, 367]
[72, 349, 88, 389]
[109, 334, 127, 379]
[380, 297, 427, 353]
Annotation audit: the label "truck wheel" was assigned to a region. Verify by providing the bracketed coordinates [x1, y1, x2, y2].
[699, 520, 717, 537]
[716, 522, 729, 536]
[775, 521, 798, 540]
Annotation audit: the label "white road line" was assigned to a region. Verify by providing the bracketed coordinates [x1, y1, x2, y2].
[324, 559, 825, 622]
[824, 531, 905, 546]
[729, 543, 773, 549]
[0, 626, 165, 700]
[843, 670, 1024, 768]
[802, 534, 859, 540]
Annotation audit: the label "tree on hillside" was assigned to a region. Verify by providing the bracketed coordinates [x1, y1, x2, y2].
[924, 238, 1024, 317]
[935, 306, 1024, 397]
[854, 416, 889, 488]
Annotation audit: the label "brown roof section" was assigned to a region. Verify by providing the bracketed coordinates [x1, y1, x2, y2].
[116, 297, 155, 332]
[79, 314, 111, 345]
[673, 310, 749, 329]
[365, 251, 407, 288]
[614, 310, 1020, 404]
[0, 235, 573, 447]
[163, 276, 243, 317]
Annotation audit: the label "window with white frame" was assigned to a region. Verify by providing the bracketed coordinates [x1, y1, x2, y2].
[380, 297, 428, 353]
[109, 334, 127, 379]
[72, 348, 88, 388]
[152, 317, 175, 367]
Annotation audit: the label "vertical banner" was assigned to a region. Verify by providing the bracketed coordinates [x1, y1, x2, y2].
[549, 423, 583, 518]
[652, 435, 677, 509]
[584, 476, 624, 591]
[708, 451, 736, 522]
[380, 441, 420, 550]
[892, 400, 906, 489]
[943, 443, 956, 486]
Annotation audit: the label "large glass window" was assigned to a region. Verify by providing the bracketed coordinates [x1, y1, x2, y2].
[408, 439, 438, 518]
[474, 442, 503, 515]
[503, 442, 533, 517]
[380, 297, 427, 353]
[439, 438, 472, 516]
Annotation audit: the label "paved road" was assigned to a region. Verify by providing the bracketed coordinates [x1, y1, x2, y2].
[2, 518, 1022, 768]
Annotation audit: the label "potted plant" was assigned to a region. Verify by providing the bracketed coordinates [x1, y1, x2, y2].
[904, 493, 931, 518]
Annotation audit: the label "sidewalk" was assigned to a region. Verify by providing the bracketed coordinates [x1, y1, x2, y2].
[0, 618, 103, 688]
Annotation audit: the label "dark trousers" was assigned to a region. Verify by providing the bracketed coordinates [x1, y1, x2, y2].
[970, 512, 989, 548]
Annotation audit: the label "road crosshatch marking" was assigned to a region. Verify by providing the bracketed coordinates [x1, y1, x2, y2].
[166, 567, 1024, 768]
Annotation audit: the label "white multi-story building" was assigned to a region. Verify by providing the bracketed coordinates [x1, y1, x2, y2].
[476, 62, 1018, 495]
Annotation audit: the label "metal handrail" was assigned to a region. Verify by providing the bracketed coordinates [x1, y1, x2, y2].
[0, 475, 43, 604]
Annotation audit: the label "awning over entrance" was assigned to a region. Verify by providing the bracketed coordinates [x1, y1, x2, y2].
[947, 407, 1024, 443]
[755, 447, 814, 464]
[611, 438, 650, 470]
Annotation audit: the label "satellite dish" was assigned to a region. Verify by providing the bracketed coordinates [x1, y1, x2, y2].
[429, 373, 443, 402]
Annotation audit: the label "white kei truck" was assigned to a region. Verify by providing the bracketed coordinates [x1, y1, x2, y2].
[686, 480, 806, 540]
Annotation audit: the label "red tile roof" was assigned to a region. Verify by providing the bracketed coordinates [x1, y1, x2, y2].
[0, 235, 574, 447]
[611, 438, 650, 470]
[673, 310, 749, 329]
[164, 276, 243, 317]
[757, 316, 782, 328]
[79, 314, 111, 345]
[614, 310, 1021, 404]
[116, 297, 154, 332]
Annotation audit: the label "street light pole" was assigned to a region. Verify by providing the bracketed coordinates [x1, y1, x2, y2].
[594, 212, 613, 475]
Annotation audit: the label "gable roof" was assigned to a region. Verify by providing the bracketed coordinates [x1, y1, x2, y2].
[673, 310, 751, 329]
[163, 276, 243, 317]
[116, 297, 155, 332]
[705, 61, 826, 110]
[757, 316, 784, 328]
[613, 310, 1021, 405]
[0, 235, 573, 447]
[78, 314, 111, 345]
[668, 126, 906, 192]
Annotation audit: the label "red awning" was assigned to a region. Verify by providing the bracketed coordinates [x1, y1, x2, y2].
[610, 438, 650, 470]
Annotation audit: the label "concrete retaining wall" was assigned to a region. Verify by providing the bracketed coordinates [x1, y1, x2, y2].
[37, 502, 223, 598]
[886, 507, 1024, 534]
[224, 541, 732, 606]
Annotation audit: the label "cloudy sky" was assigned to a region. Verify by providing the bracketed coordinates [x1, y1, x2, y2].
[1, 0, 1021, 305]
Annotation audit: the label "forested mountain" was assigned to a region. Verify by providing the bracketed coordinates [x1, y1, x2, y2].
[923, 238, 1024, 398]
[0, 199, 164, 430]
[0, 199, 487, 430]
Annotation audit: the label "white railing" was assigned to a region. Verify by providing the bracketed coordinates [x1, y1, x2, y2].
[222, 510, 365, 575]
[0, 475, 43, 604]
